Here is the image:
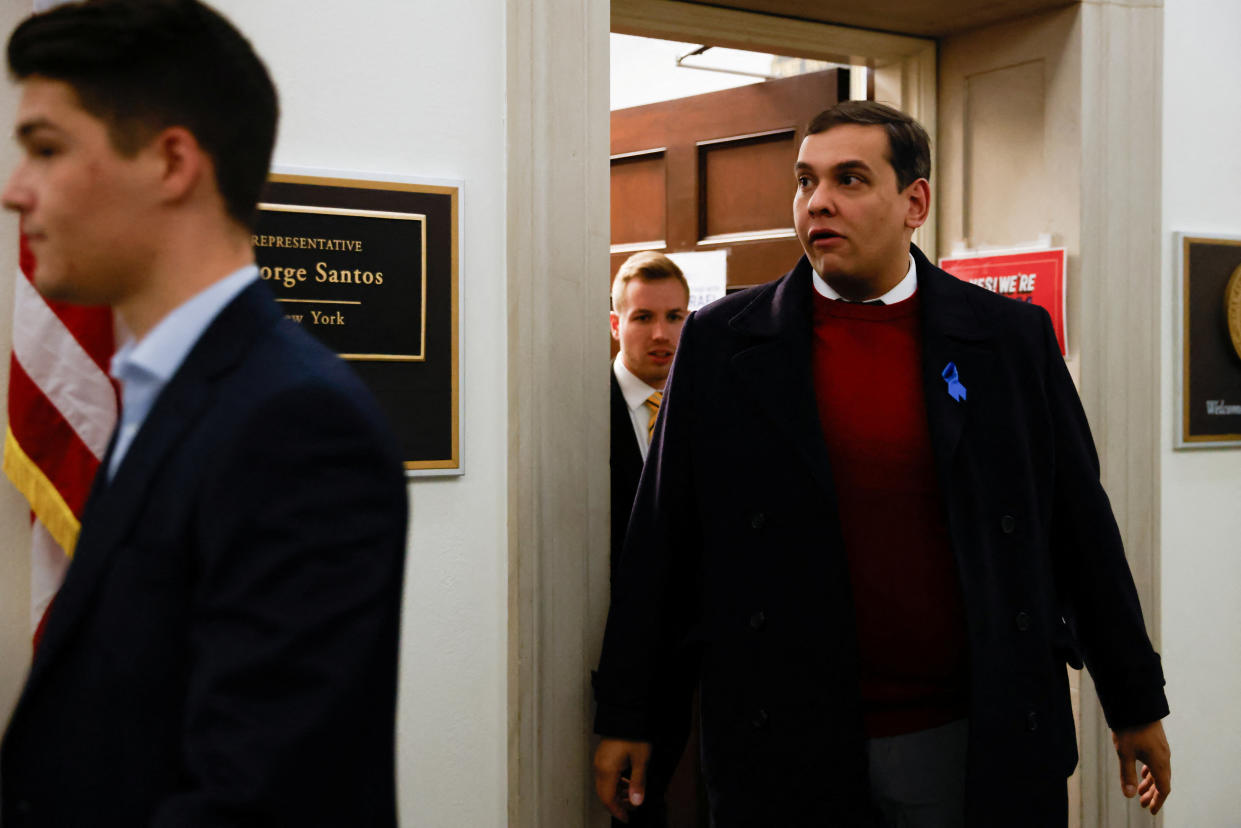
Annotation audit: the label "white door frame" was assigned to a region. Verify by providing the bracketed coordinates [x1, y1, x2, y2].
[506, 3, 936, 826]
[506, 2, 1165, 826]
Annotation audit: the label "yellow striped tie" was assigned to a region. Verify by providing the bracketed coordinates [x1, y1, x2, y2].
[644, 392, 662, 440]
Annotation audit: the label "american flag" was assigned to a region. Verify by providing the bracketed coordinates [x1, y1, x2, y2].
[4, 233, 116, 648]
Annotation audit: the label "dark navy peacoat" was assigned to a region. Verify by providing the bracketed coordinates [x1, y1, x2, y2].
[594, 246, 1168, 827]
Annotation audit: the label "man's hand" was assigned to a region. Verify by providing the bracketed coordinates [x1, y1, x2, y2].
[593, 738, 653, 823]
[1112, 720, 1171, 814]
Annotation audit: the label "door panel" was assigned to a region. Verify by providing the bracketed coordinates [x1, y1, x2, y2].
[611, 151, 668, 247]
[699, 129, 796, 239]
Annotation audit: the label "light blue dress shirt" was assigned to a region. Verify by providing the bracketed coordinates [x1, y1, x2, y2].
[107, 264, 259, 479]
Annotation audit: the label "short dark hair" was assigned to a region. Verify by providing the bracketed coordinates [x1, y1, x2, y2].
[806, 101, 930, 191]
[611, 251, 689, 313]
[8, 0, 278, 228]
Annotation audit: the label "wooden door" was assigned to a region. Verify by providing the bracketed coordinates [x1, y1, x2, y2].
[610, 68, 848, 290]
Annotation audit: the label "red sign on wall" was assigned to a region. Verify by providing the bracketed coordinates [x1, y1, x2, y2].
[938, 248, 1067, 355]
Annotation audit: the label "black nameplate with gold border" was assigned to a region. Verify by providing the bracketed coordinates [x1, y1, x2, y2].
[1177, 233, 1241, 448]
[255, 172, 460, 473]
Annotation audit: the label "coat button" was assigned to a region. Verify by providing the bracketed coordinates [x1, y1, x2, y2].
[1015, 611, 1031, 632]
[1001, 515, 1016, 534]
[752, 708, 769, 729]
[1026, 711, 1039, 732]
[749, 611, 767, 630]
[750, 512, 767, 530]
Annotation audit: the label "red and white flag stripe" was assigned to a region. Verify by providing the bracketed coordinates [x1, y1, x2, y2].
[5, 231, 116, 640]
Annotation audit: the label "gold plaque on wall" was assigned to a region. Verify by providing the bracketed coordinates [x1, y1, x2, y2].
[1175, 233, 1241, 449]
[255, 170, 461, 474]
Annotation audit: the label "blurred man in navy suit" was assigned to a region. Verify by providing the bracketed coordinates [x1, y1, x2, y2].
[1, 2, 407, 825]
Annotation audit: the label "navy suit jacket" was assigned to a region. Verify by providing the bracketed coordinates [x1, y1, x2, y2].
[1, 282, 408, 827]
[594, 247, 1168, 827]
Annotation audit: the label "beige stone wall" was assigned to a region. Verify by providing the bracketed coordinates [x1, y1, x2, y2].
[939, 8, 1086, 824]
[941, 5, 1167, 825]
[1161, 1, 1241, 825]
[938, 6, 1082, 348]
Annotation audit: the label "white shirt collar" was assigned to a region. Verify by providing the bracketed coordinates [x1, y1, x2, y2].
[811, 252, 917, 304]
[613, 356, 659, 411]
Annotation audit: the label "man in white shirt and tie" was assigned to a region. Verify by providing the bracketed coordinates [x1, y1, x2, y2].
[610, 251, 690, 567]
[606, 250, 690, 827]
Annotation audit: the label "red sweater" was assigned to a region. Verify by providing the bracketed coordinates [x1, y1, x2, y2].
[811, 290, 969, 737]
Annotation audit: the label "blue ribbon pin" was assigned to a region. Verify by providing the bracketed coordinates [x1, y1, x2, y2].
[942, 362, 967, 402]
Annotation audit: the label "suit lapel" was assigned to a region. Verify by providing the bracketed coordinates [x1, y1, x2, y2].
[728, 259, 840, 501]
[914, 248, 994, 504]
[26, 282, 279, 691]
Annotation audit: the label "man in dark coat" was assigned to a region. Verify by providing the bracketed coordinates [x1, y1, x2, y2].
[610, 251, 689, 585]
[592, 101, 1171, 827]
[0, 2, 407, 825]
[609, 251, 692, 826]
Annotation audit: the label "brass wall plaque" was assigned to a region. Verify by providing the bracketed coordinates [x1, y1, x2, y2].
[255, 172, 460, 473]
[1176, 234, 1241, 448]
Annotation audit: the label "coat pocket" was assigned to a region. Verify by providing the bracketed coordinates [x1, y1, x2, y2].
[1052, 615, 1084, 670]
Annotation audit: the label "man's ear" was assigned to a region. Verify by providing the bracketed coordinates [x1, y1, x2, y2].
[149, 125, 207, 205]
[610, 310, 621, 341]
[904, 178, 931, 230]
